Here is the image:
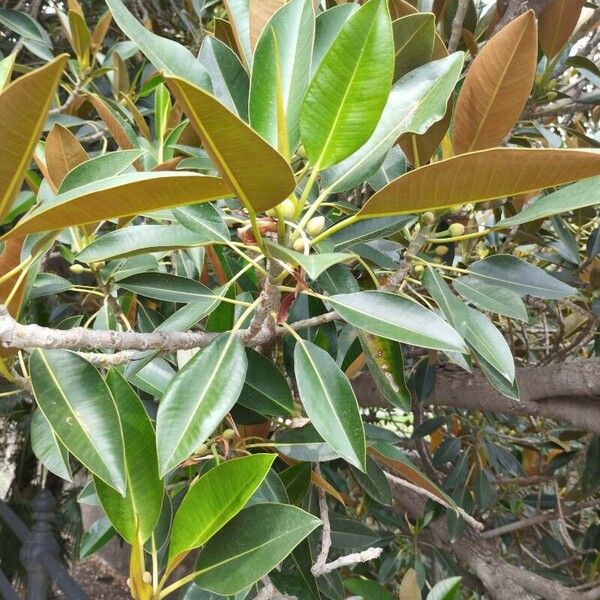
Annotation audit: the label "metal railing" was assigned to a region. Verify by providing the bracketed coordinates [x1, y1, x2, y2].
[0, 490, 88, 599]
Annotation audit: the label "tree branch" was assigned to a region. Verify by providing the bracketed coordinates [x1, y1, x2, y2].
[448, 0, 469, 53]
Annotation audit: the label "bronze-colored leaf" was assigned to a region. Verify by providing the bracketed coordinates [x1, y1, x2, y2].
[213, 18, 240, 57]
[0, 54, 68, 222]
[0, 237, 26, 318]
[360, 148, 600, 217]
[249, 0, 285, 50]
[90, 10, 113, 54]
[166, 76, 296, 213]
[538, 0, 586, 59]
[453, 11, 537, 155]
[45, 124, 88, 191]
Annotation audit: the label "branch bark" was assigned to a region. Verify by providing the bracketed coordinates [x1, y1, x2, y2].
[353, 359, 600, 433]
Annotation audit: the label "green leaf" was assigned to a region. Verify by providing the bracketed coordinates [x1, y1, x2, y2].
[326, 214, 414, 251]
[0, 8, 49, 44]
[29, 350, 126, 494]
[469, 255, 576, 300]
[79, 518, 115, 559]
[156, 333, 247, 476]
[247, 469, 289, 505]
[5, 172, 231, 239]
[265, 240, 352, 279]
[274, 423, 340, 462]
[312, 4, 359, 74]
[0, 53, 16, 91]
[453, 276, 528, 322]
[330, 515, 379, 549]
[238, 348, 294, 416]
[249, 0, 314, 155]
[393, 13, 435, 79]
[94, 370, 163, 544]
[351, 455, 393, 505]
[299, 0, 394, 169]
[169, 454, 275, 562]
[77, 225, 213, 263]
[497, 177, 600, 227]
[344, 577, 393, 600]
[193, 503, 321, 595]
[166, 76, 296, 213]
[117, 272, 215, 303]
[280, 462, 312, 505]
[199, 36, 249, 120]
[321, 53, 463, 193]
[294, 338, 366, 470]
[224, 0, 252, 68]
[423, 267, 514, 382]
[329, 291, 466, 353]
[426, 577, 462, 600]
[360, 333, 410, 410]
[323, 52, 464, 193]
[59, 149, 144, 193]
[30, 409, 72, 482]
[105, 0, 212, 89]
[173, 203, 231, 242]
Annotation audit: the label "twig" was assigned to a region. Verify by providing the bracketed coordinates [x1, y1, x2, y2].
[254, 577, 296, 600]
[448, 0, 469, 53]
[385, 472, 484, 531]
[310, 466, 382, 577]
[480, 499, 600, 538]
[48, 79, 84, 116]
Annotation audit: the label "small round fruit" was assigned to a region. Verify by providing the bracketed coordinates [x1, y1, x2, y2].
[142, 572, 152, 584]
[421, 211, 435, 225]
[293, 237, 306, 252]
[69, 263, 85, 274]
[222, 428, 235, 441]
[448, 223, 465, 237]
[434, 245, 449, 257]
[196, 443, 209, 456]
[413, 264, 424, 274]
[306, 216, 325, 236]
[280, 198, 296, 220]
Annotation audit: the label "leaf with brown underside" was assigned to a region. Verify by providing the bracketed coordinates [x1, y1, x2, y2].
[90, 10, 112, 54]
[0, 54, 67, 222]
[213, 18, 240, 57]
[249, 0, 286, 50]
[453, 11, 537, 155]
[45, 124, 88, 191]
[538, 0, 586, 59]
[166, 76, 296, 213]
[359, 147, 600, 217]
[0, 237, 26, 318]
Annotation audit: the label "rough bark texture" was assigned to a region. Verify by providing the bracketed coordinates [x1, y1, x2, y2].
[353, 358, 600, 433]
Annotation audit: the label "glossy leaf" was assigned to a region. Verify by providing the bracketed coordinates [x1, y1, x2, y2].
[249, 0, 314, 155]
[322, 53, 463, 193]
[274, 424, 340, 462]
[169, 454, 275, 562]
[392, 13, 435, 80]
[312, 4, 359, 74]
[5, 172, 230, 238]
[351, 455, 393, 505]
[29, 350, 126, 494]
[345, 577, 393, 600]
[327, 214, 414, 251]
[79, 518, 115, 559]
[497, 177, 600, 228]
[238, 348, 294, 416]
[469, 255, 575, 300]
[199, 36, 249, 120]
[359, 148, 600, 217]
[360, 333, 410, 410]
[166, 76, 296, 213]
[0, 54, 67, 222]
[426, 577, 462, 600]
[77, 224, 215, 263]
[30, 409, 72, 482]
[117, 273, 215, 304]
[453, 11, 537, 154]
[156, 333, 247, 476]
[265, 240, 352, 279]
[0, 53, 16, 90]
[538, 0, 585, 59]
[423, 267, 514, 382]
[330, 291, 466, 353]
[294, 338, 366, 470]
[173, 203, 231, 242]
[105, 0, 211, 89]
[223, 0, 252, 67]
[299, 0, 394, 170]
[368, 442, 457, 509]
[0, 236, 27, 318]
[453, 276, 528, 322]
[95, 370, 163, 543]
[0, 8, 48, 43]
[194, 503, 321, 595]
[59, 149, 144, 193]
